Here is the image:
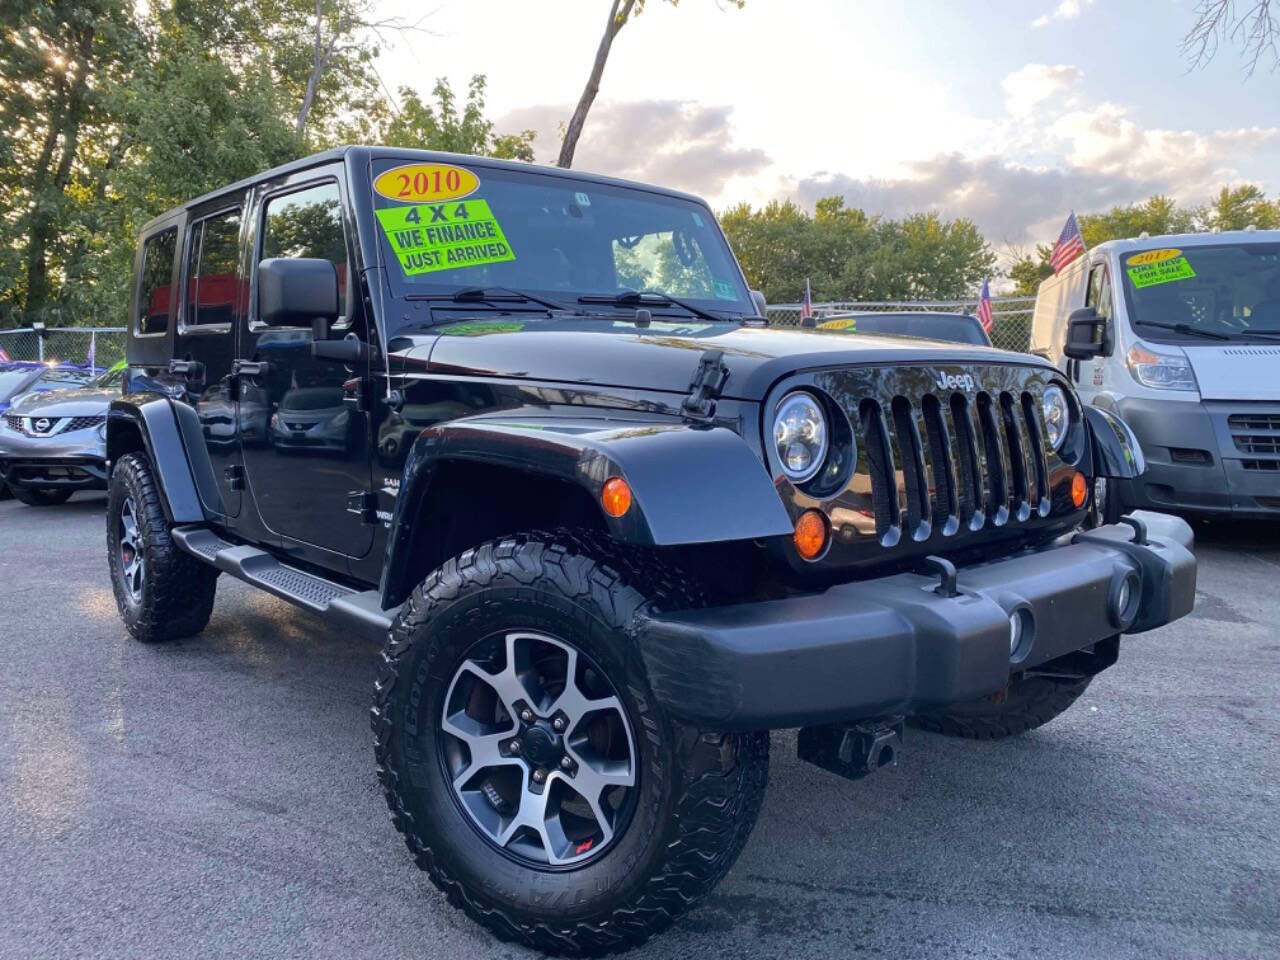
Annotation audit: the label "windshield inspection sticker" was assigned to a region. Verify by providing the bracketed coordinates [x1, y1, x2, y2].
[713, 278, 737, 300]
[373, 162, 479, 203]
[376, 200, 516, 276]
[1127, 255, 1196, 289]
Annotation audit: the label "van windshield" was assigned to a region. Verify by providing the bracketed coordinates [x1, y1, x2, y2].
[368, 158, 752, 322]
[1120, 241, 1280, 342]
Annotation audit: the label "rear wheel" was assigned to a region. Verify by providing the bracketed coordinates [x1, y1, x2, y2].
[372, 531, 769, 955]
[910, 675, 1092, 740]
[10, 485, 74, 506]
[107, 453, 219, 643]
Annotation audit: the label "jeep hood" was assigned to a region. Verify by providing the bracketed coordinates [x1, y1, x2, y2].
[1182, 343, 1280, 401]
[7, 386, 118, 418]
[392, 317, 1047, 400]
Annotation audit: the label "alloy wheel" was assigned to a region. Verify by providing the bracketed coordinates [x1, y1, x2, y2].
[117, 495, 145, 604]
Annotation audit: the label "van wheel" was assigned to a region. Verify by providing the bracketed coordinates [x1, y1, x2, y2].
[11, 485, 74, 506]
[107, 453, 219, 643]
[910, 675, 1092, 740]
[372, 531, 769, 955]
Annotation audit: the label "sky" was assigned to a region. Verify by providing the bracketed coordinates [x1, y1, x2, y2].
[373, 0, 1280, 256]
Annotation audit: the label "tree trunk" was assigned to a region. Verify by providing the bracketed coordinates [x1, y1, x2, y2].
[295, 0, 334, 135]
[557, 0, 635, 169]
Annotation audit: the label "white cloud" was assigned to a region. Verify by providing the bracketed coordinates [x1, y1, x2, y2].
[1031, 0, 1095, 28]
[495, 100, 771, 203]
[1002, 64, 1084, 117]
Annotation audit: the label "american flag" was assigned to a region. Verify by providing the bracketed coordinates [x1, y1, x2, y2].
[976, 279, 993, 334]
[799, 279, 813, 321]
[1049, 212, 1085, 274]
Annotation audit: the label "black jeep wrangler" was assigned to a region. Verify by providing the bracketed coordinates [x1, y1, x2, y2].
[105, 147, 1196, 955]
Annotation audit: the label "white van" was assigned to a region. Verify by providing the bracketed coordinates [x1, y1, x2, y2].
[1030, 229, 1280, 519]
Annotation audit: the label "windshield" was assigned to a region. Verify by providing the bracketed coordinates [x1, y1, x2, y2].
[368, 158, 752, 323]
[93, 366, 125, 389]
[1120, 242, 1280, 342]
[819, 313, 990, 345]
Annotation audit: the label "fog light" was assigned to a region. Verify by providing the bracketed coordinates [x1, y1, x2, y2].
[1115, 577, 1132, 615]
[1009, 612, 1022, 654]
[1008, 608, 1034, 660]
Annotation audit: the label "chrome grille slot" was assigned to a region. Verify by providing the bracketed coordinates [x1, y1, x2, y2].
[859, 400, 899, 540]
[890, 395, 931, 539]
[921, 394, 959, 536]
[975, 393, 1009, 524]
[948, 394, 984, 529]
[1020, 392, 1050, 512]
[999, 392, 1031, 520]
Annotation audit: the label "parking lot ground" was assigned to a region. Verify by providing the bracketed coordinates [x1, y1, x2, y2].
[1, 492, 1278, 960]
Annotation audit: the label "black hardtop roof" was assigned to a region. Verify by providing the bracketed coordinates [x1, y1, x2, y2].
[139, 145, 709, 234]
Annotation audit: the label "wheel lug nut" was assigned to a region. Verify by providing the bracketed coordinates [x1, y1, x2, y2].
[560, 756, 573, 770]
[520, 709, 533, 723]
[533, 769, 546, 783]
[508, 740, 521, 754]
[552, 717, 565, 732]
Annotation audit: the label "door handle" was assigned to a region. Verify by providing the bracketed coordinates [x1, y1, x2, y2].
[232, 360, 268, 377]
[169, 359, 205, 381]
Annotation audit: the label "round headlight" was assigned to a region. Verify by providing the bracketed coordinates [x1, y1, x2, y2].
[773, 392, 828, 482]
[1041, 384, 1069, 451]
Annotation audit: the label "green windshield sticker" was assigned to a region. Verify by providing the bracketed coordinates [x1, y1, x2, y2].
[1127, 256, 1196, 289]
[376, 199, 515, 276]
[712, 278, 736, 300]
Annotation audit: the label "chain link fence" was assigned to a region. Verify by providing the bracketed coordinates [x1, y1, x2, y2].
[0, 301, 1036, 369]
[765, 297, 1035, 353]
[0, 327, 127, 370]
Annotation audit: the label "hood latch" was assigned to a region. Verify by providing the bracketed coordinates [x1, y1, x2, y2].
[682, 349, 730, 421]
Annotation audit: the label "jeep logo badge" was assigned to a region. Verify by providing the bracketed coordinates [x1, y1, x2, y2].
[33, 418, 51, 433]
[934, 372, 976, 392]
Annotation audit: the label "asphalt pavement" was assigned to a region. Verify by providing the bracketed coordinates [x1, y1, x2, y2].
[1, 492, 1277, 960]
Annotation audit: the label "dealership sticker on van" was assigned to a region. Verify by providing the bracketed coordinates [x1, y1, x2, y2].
[1126, 253, 1196, 289]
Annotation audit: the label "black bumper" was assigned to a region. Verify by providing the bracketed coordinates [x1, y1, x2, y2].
[636, 511, 1196, 730]
[0, 457, 108, 490]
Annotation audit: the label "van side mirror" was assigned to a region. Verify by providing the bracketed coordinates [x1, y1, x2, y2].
[258, 258, 339, 328]
[1063, 307, 1112, 360]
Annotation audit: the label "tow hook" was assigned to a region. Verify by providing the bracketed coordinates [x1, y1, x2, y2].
[797, 718, 904, 783]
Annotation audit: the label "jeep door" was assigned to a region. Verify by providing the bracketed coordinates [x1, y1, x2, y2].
[237, 167, 375, 561]
[173, 195, 249, 519]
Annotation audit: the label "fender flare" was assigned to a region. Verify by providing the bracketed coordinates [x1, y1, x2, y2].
[380, 414, 794, 607]
[107, 394, 206, 523]
[1084, 404, 1145, 479]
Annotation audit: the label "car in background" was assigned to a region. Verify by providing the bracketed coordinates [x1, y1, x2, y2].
[0, 361, 124, 506]
[816, 311, 993, 346]
[0, 360, 98, 413]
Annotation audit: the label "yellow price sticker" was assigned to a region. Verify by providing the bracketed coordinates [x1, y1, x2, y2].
[373, 163, 480, 204]
[818, 318, 857, 330]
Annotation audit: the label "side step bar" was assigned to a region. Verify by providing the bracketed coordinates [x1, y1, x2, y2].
[171, 526, 398, 642]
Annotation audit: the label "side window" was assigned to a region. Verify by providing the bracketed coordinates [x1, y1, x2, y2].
[260, 182, 349, 319]
[185, 208, 242, 327]
[137, 227, 178, 336]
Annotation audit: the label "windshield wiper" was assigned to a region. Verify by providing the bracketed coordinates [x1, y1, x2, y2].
[577, 289, 725, 324]
[1135, 321, 1230, 341]
[1233, 328, 1280, 341]
[404, 286, 575, 314]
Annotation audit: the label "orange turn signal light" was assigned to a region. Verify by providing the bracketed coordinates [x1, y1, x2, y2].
[601, 477, 632, 518]
[793, 509, 829, 560]
[1071, 471, 1088, 509]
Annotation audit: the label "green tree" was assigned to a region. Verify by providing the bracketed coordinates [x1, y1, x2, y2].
[369, 76, 536, 161]
[1205, 184, 1280, 230]
[1007, 246, 1054, 296]
[1077, 195, 1198, 248]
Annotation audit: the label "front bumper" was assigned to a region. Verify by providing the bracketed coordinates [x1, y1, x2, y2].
[636, 511, 1196, 730]
[0, 428, 108, 490]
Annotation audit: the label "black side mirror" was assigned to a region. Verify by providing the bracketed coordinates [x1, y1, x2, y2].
[750, 289, 768, 317]
[1064, 306, 1112, 360]
[258, 258, 339, 328]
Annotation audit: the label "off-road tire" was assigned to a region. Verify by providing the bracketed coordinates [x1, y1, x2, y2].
[10, 485, 74, 506]
[107, 453, 219, 643]
[371, 530, 769, 956]
[910, 675, 1092, 740]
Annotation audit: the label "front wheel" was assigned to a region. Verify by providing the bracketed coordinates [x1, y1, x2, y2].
[107, 453, 219, 643]
[10, 485, 74, 506]
[910, 674, 1092, 740]
[372, 532, 769, 955]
